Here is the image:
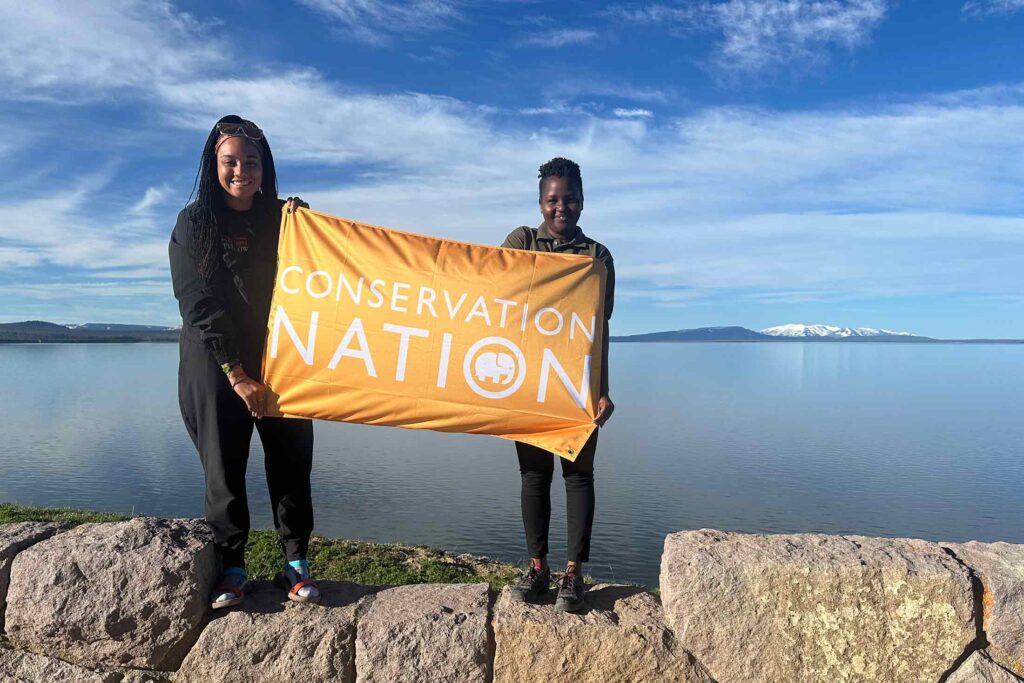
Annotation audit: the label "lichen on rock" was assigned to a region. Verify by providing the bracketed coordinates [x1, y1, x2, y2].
[945, 541, 1024, 677]
[175, 579, 372, 683]
[355, 582, 491, 683]
[3, 517, 216, 671]
[660, 530, 976, 683]
[493, 583, 713, 682]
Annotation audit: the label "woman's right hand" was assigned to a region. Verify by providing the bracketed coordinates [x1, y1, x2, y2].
[228, 368, 268, 418]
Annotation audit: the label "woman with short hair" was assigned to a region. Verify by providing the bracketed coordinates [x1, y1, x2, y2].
[501, 157, 615, 612]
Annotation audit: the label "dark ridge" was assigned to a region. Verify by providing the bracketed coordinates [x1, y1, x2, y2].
[0, 321, 179, 343]
[611, 326, 771, 342]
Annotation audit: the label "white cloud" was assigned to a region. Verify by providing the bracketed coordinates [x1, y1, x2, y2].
[962, 0, 1024, 17]
[0, 1, 220, 101]
[255, 85, 1024, 308]
[154, 71, 523, 172]
[296, 0, 461, 45]
[131, 185, 174, 215]
[0, 173, 170, 274]
[613, 108, 654, 118]
[0, 0, 1019, 324]
[518, 28, 599, 47]
[615, 0, 888, 76]
[0, 282, 170, 300]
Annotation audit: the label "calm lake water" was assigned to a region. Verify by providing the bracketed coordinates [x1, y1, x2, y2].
[1, 342, 1021, 587]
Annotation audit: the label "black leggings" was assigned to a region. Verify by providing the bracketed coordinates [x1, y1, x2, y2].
[178, 334, 314, 569]
[517, 430, 597, 564]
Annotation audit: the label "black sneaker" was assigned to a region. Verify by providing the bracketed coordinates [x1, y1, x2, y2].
[509, 565, 551, 603]
[554, 570, 585, 612]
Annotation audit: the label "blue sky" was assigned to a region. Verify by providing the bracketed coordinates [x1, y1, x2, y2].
[0, 0, 1022, 338]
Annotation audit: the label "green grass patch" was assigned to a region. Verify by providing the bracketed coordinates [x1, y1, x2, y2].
[1, 502, 522, 590]
[244, 530, 522, 590]
[0, 503, 128, 526]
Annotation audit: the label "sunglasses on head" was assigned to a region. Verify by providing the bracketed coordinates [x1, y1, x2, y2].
[215, 121, 264, 142]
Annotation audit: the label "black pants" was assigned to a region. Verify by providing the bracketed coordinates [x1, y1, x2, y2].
[517, 430, 597, 564]
[178, 334, 314, 569]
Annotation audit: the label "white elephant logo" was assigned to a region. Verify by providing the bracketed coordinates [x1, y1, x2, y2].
[474, 351, 516, 385]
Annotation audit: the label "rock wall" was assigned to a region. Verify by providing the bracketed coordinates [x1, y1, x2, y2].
[1, 518, 1022, 682]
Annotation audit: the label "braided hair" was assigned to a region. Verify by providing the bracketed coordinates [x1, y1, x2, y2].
[538, 157, 583, 200]
[186, 114, 279, 279]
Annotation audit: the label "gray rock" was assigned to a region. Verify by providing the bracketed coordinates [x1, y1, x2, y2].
[946, 541, 1024, 677]
[0, 523, 63, 629]
[493, 584, 714, 683]
[946, 651, 1024, 683]
[174, 580, 371, 683]
[4, 517, 215, 671]
[661, 529, 976, 683]
[0, 646, 118, 682]
[355, 583, 490, 683]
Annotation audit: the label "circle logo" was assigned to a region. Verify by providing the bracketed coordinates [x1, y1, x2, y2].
[463, 337, 527, 400]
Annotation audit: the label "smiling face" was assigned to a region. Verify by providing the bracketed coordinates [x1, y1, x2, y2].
[539, 175, 583, 239]
[216, 135, 263, 210]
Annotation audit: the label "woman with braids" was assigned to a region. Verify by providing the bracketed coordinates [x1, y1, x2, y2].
[501, 157, 615, 612]
[169, 115, 320, 609]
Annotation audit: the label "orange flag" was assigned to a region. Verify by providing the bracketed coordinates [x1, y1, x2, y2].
[261, 208, 608, 461]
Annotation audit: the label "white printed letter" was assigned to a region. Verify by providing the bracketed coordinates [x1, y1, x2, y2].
[278, 266, 302, 294]
[382, 323, 429, 381]
[327, 318, 377, 377]
[537, 349, 590, 408]
[569, 313, 595, 342]
[270, 306, 318, 365]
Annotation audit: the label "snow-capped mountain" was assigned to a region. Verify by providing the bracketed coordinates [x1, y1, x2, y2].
[761, 324, 917, 338]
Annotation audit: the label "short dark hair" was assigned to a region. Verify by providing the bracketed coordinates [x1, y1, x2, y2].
[538, 157, 583, 200]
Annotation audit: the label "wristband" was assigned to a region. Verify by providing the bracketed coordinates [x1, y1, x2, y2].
[230, 377, 249, 389]
[221, 361, 242, 375]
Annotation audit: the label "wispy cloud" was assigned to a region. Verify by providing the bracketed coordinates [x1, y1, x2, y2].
[0, 0, 1020, 332]
[408, 45, 459, 63]
[0, 1, 221, 101]
[613, 108, 654, 118]
[130, 185, 174, 215]
[517, 28, 599, 47]
[296, 0, 461, 45]
[962, 0, 1024, 17]
[614, 0, 888, 77]
[0, 172, 170, 275]
[154, 71, 505, 169]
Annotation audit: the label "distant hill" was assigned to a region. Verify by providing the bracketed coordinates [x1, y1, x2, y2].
[0, 321, 179, 343]
[70, 323, 178, 332]
[610, 326, 771, 342]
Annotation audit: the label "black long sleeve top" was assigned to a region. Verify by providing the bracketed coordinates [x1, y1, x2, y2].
[169, 196, 284, 377]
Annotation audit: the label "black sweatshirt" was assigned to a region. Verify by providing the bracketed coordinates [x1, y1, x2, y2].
[169, 196, 284, 377]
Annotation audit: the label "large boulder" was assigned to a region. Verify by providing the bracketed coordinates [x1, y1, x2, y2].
[492, 583, 713, 683]
[355, 583, 490, 683]
[174, 580, 371, 683]
[0, 523, 63, 629]
[0, 646, 118, 683]
[946, 651, 1024, 683]
[4, 517, 215, 670]
[661, 530, 976, 683]
[946, 541, 1024, 676]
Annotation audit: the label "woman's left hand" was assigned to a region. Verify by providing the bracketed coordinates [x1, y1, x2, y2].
[594, 394, 615, 427]
[284, 196, 310, 214]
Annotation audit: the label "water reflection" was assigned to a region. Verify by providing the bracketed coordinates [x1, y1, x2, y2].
[1, 342, 1022, 587]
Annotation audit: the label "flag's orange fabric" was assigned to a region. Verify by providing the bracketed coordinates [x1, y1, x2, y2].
[261, 208, 608, 460]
